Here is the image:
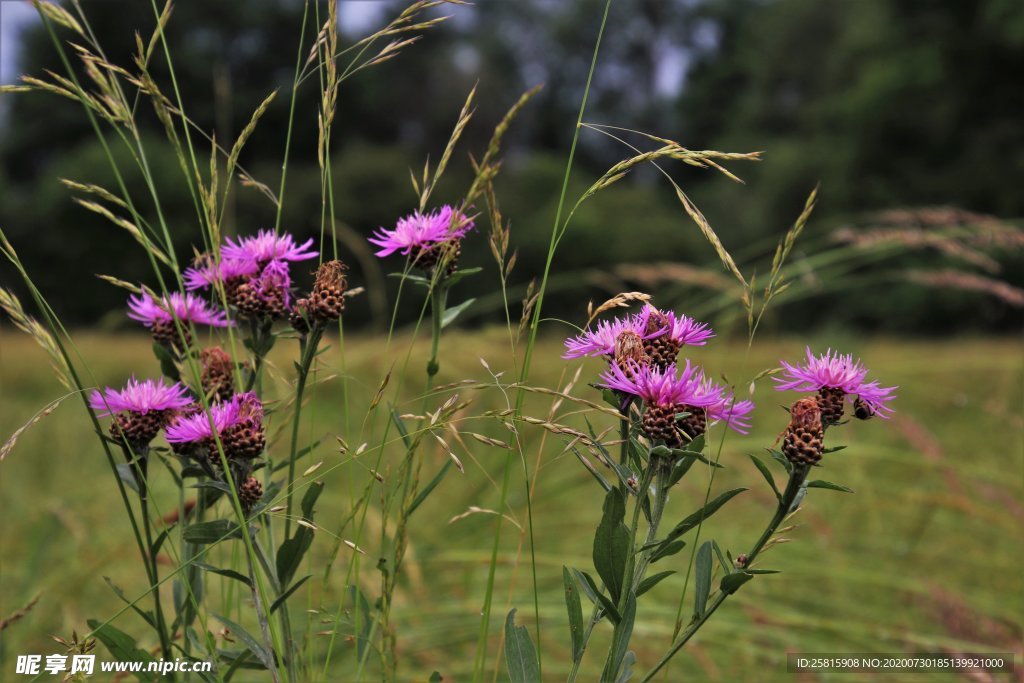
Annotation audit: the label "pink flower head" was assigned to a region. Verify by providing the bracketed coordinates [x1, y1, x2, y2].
[599, 360, 717, 408]
[250, 260, 293, 308]
[184, 257, 258, 291]
[222, 230, 318, 270]
[89, 376, 192, 416]
[128, 291, 233, 328]
[368, 205, 474, 258]
[165, 403, 234, 444]
[563, 313, 663, 359]
[774, 347, 896, 418]
[704, 388, 755, 434]
[639, 305, 715, 347]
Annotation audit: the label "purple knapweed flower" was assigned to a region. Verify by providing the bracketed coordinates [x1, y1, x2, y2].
[639, 305, 715, 347]
[128, 291, 233, 328]
[774, 347, 896, 422]
[165, 392, 265, 459]
[563, 313, 663, 360]
[600, 360, 717, 409]
[704, 387, 755, 435]
[183, 257, 258, 291]
[222, 230, 318, 270]
[368, 205, 474, 258]
[89, 376, 192, 416]
[90, 376, 192, 445]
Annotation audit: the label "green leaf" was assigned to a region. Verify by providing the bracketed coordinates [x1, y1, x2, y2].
[603, 591, 636, 681]
[563, 567, 584, 661]
[387, 271, 431, 286]
[650, 539, 686, 563]
[183, 519, 242, 544]
[102, 577, 155, 629]
[152, 341, 181, 382]
[579, 571, 621, 623]
[86, 619, 158, 681]
[441, 297, 476, 328]
[593, 488, 631, 603]
[277, 525, 314, 588]
[299, 480, 324, 519]
[391, 409, 413, 449]
[444, 266, 483, 288]
[822, 445, 847, 454]
[115, 462, 139, 494]
[670, 448, 723, 468]
[407, 460, 453, 516]
[636, 570, 675, 597]
[711, 540, 731, 575]
[270, 575, 310, 614]
[658, 488, 747, 548]
[687, 434, 706, 453]
[571, 567, 598, 604]
[749, 454, 781, 501]
[504, 609, 540, 683]
[693, 541, 713, 619]
[194, 562, 252, 588]
[806, 480, 854, 493]
[214, 614, 274, 671]
[767, 448, 793, 473]
[667, 455, 696, 488]
[569, 443, 613, 492]
[616, 651, 636, 683]
[720, 571, 754, 595]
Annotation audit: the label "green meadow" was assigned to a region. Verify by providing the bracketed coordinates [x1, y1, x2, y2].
[2, 330, 1021, 681]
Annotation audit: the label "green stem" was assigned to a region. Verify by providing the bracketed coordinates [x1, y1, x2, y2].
[640, 464, 809, 682]
[284, 325, 323, 540]
[131, 447, 173, 666]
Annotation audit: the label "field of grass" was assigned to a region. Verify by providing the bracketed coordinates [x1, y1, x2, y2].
[1, 330, 1021, 682]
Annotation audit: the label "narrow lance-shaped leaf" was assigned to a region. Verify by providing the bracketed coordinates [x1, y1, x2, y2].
[504, 609, 540, 683]
[693, 541, 713, 619]
[563, 567, 584, 662]
[593, 488, 631, 603]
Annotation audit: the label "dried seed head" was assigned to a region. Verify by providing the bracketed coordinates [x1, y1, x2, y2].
[309, 260, 348, 321]
[200, 346, 234, 402]
[782, 396, 824, 465]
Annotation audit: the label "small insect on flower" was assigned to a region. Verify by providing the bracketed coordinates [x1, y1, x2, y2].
[89, 377, 192, 446]
[128, 291, 233, 349]
[773, 347, 896, 424]
[368, 205, 474, 275]
[637, 305, 715, 369]
[563, 312, 661, 360]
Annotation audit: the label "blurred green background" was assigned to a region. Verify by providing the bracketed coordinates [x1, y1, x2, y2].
[2, 0, 1023, 681]
[1, 0, 1022, 332]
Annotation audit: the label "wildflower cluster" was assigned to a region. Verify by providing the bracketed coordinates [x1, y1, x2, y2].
[562, 304, 898, 679]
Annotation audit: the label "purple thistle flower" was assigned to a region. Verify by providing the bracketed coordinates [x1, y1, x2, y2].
[639, 305, 715, 347]
[250, 260, 292, 309]
[222, 230, 318, 269]
[183, 257, 258, 291]
[705, 390, 756, 435]
[368, 205, 474, 258]
[88, 377, 192, 417]
[563, 313, 663, 359]
[165, 403, 234, 445]
[599, 360, 717, 408]
[773, 347, 897, 419]
[128, 291, 233, 328]
[164, 391, 264, 446]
